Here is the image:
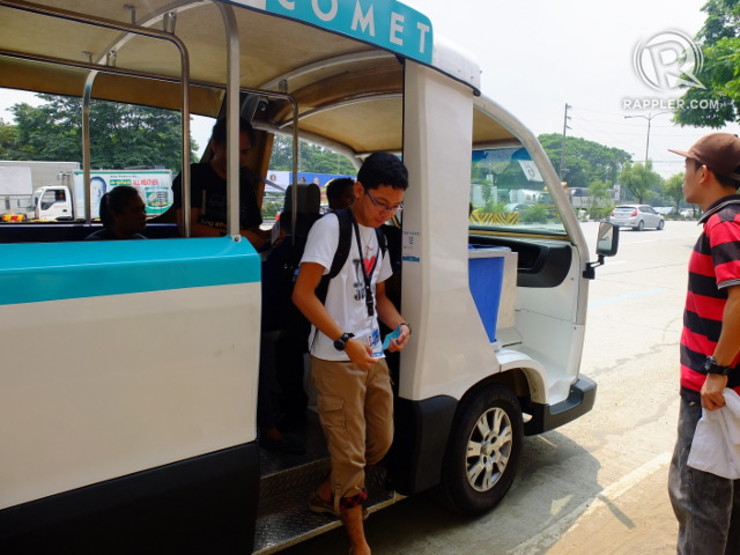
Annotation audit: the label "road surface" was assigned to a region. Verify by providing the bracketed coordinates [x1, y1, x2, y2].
[285, 220, 700, 554]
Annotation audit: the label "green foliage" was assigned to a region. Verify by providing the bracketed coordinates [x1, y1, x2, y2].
[487, 200, 507, 214]
[675, 0, 740, 127]
[588, 179, 610, 203]
[662, 173, 685, 214]
[270, 135, 355, 174]
[262, 200, 282, 219]
[481, 181, 493, 206]
[618, 161, 663, 204]
[587, 179, 614, 219]
[521, 204, 549, 223]
[270, 135, 294, 169]
[6, 94, 198, 171]
[538, 133, 632, 189]
[471, 162, 493, 184]
[470, 150, 527, 194]
[589, 204, 615, 220]
[496, 163, 536, 190]
[0, 118, 20, 158]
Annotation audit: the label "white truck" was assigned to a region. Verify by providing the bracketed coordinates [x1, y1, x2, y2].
[2, 169, 173, 221]
[509, 188, 550, 204]
[0, 164, 34, 221]
[0, 160, 81, 221]
[0, 1, 619, 552]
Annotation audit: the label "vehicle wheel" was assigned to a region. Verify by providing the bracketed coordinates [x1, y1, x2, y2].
[438, 384, 523, 515]
[637, 220, 645, 231]
[657, 220, 665, 230]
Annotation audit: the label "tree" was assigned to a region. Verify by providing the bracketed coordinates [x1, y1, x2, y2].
[0, 118, 20, 159]
[662, 173, 685, 215]
[480, 181, 493, 210]
[538, 134, 631, 189]
[269, 135, 355, 174]
[618, 161, 662, 204]
[675, 0, 740, 127]
[521, 204, 548, 223]
[587, 179, 614, 219]
[9, 94, 198, 171]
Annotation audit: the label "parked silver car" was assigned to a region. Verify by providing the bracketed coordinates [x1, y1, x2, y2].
[609, 204, 665, 231]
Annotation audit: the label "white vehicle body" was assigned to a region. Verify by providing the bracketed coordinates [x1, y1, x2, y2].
[610, 204, 665, 231]
[0, 164, 34, 218]
[0, 1, 617, 551]
[510, 188, 546, 204]
[1, 160, 82, 220]
[30, 170, 173, 221]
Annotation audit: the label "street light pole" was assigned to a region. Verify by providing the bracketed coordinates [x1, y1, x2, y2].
[624, 111, 671, 165]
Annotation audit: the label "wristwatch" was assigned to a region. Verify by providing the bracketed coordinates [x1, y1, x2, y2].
[704, 356, 733, 376]
[333, 332, 354, 351]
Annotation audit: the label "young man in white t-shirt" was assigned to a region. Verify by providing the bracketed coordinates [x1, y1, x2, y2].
[293, 152, 411, 555]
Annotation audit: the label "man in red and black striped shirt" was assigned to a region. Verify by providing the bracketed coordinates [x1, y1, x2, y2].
[667, 132, 740, 554]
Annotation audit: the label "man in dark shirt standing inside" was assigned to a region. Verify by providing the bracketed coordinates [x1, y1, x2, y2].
[668, 132, 740, 554]
[173, 117, 270, 250]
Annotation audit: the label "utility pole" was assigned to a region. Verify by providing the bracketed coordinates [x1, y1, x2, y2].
[623, 111, 670, 165]
[559, 103, 572, 179]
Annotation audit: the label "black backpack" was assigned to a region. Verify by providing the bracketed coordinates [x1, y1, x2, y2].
[262, 208, 387, 349]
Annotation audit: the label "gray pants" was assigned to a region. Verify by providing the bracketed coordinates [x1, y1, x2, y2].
[669, 396, 740, 554]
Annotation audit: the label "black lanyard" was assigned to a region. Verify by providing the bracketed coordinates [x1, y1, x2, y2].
[350, 214, 379, 318]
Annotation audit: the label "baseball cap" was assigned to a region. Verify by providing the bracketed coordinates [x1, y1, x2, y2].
[668, 133, 740, 181]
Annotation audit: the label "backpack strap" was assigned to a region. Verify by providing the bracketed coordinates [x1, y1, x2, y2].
[316, 209, 388, 304]
[327, 209, 353, 279]
[375, 225, 387, 258]
[315, 209, 352, 305]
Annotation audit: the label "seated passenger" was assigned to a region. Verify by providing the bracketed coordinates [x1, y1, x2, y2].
[325, 177, 355, 211]
[86, 186, 147, 240]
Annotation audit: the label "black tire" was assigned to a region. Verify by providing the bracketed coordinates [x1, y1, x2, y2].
[636, 220, 645, 231]
[438, 384, 523, 515]
[657, 220, 665, 230]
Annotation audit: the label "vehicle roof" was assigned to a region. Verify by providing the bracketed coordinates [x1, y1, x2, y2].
[0, 0, 505, 157]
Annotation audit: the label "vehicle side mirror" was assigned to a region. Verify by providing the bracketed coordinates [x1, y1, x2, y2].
[584, 222, 619, 279]
[596, 222, 619, 257]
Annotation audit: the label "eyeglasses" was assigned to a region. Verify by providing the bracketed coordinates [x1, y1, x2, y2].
[364, 188, 403, 213]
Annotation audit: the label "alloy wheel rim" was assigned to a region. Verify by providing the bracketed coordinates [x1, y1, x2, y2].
[465, 407, 513, 492]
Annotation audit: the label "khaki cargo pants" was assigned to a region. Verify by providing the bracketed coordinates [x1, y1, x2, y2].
[311, 356, 393, 511]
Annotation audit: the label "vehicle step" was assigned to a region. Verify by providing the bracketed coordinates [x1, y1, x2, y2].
[254, 465, 396, 554]
[260, 456, 331, 501]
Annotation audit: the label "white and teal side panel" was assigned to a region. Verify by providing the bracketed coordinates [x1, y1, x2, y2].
[0, 237, 261, 510]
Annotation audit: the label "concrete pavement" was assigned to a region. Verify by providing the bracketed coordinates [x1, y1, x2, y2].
[545, 455, 677, 554]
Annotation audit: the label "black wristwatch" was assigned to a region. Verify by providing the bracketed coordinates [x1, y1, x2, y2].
[704, 356, 733, 376]
[333, 332, 354, 351]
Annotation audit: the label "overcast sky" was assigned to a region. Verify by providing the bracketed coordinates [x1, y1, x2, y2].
[405, 0, 740, 177]
[2, 0, 738, 178]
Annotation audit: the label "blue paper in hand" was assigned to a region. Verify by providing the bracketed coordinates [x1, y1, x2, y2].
[382, 326, 402, 350]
